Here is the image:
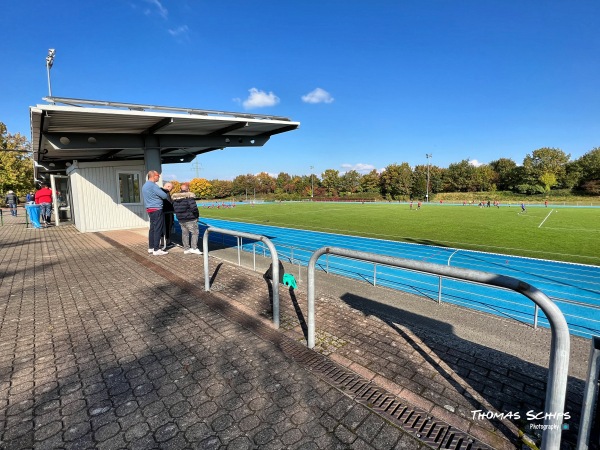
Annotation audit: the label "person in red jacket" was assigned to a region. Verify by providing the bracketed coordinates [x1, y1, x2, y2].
[35, 184, 53, 225]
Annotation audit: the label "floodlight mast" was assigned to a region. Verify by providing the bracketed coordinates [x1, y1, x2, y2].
[46, 49, 55, 99]
[426, 153, 432, 202]
[310, 165, 314, 199]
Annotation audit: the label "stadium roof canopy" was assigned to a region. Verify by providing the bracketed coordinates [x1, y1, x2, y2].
[30, 97, 300, 174]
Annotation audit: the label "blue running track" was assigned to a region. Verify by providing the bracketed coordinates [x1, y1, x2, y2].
[194, 217, 600, 339]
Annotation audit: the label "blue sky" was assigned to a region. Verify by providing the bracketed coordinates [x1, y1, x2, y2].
[2, 1, 599, 181]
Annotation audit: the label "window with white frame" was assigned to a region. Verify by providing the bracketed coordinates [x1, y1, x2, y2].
[117, 171, 141, 204]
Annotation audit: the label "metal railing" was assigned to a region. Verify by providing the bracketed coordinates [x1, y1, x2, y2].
[577, 336, 600, 450]
[307, 246, 570, 450]
[207, 234, 599, 337]
[202, 227, 281, 328]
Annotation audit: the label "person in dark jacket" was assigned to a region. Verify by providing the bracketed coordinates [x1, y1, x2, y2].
[162, 182, 175, 248]
[5, 190, 18, 216]
[171, 182, 201, 255]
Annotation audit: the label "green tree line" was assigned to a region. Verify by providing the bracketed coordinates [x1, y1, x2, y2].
[2, 121, 599, 200]
[206, 146, 600, 200]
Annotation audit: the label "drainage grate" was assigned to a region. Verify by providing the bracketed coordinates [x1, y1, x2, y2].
[290, 347, 494, 450]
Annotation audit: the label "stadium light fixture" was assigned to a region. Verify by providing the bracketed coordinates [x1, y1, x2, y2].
[46, 49, 56, 98]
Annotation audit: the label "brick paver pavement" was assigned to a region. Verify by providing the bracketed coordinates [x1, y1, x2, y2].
[0, 210, 593, 449]
[0, 214, 428, 449]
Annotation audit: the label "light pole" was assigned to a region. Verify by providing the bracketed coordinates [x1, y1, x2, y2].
[426, 153, 432, 202]
[310, 165, 314, 199]
[46, 49, 56, 98]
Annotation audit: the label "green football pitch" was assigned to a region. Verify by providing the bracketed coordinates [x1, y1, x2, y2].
[199, 201, 600, 266]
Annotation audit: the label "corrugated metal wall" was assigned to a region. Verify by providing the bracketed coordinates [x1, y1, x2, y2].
[69, 162, 148, 233]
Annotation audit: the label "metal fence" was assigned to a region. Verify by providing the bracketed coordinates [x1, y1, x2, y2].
[208, 233, 599, 338]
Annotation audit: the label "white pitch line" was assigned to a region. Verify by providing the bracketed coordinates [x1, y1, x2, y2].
[538, 209, 555, 228]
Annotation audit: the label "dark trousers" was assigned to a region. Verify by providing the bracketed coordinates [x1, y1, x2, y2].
[148, 210, 165, 251]
[164, 212, 173, 242]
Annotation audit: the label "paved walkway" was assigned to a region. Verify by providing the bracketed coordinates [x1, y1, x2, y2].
[0, 211, 594, 449]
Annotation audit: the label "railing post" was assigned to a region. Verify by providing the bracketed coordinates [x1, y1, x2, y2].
[373, 263, 377, 286]
[576, 336, 600, 450]
[308, 248, 329, 349]
[438, 249, 459, 305]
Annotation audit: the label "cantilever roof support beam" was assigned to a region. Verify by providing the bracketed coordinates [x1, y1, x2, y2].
[261, 124, 299, 137]
[207, 121, 248, 136]
[97, 149, 124, 159]
[43, 132, 270, 150]
[143, 117, 173, 135]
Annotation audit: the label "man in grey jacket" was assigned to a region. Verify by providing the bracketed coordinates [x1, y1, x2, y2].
[142, 171, 169, 255]
[5, 190, 18, 217]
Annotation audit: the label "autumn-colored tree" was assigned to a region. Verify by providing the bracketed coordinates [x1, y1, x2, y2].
[289, 175, 305, 196]
[539, 172, 557, 193]
[209, 179, 233, 198]
[189, 178, 212, 198]
[0, 122, 34, 197]
[321, 169, 341, 196]
[232, 174, 256, 197]
[255, 172, 276, 194]
[276, 172, 294, 193]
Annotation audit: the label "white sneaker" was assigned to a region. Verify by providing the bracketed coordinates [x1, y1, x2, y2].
[153, 249, 168, 256]
[189, 248, 202, 255]
[148, 248, 154, 253]
[183, 249, 192, 254]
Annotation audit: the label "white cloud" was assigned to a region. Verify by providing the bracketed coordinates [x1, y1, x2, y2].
[341, 163, 376, 174]
[469, 159, 483, 167]
[242, 88, 280, 109]
[145, 0, 168, 19]
[302, 88, 334, 104]
[168, 25, 189, 37]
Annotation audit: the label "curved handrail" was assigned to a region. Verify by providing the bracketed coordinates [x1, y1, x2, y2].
[202, 226, 280, 328]
[307, 246, 570, 450]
